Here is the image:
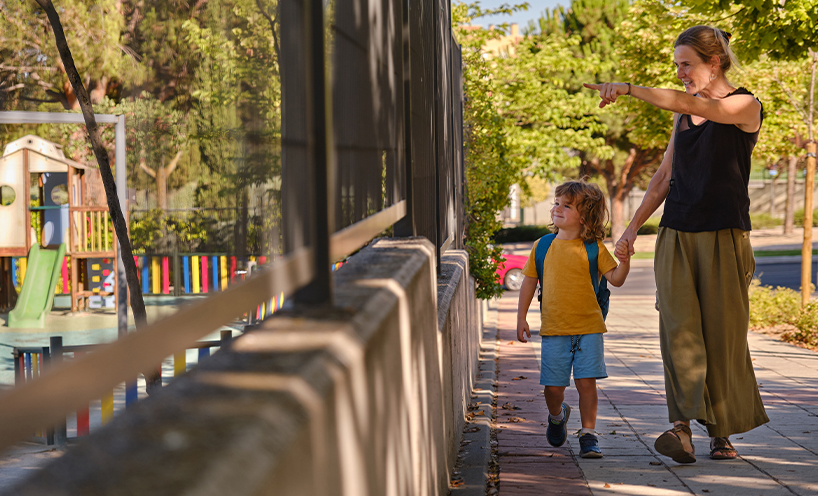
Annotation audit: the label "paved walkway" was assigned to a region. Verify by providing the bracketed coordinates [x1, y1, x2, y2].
[495, 292, 818, 495]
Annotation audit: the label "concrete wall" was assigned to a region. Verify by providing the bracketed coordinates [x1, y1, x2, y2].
[4, 238, 482, 496]
[437, 251, 482, 469]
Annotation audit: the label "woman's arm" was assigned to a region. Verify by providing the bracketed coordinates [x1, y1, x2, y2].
[615, 116, 678, 257]
[583, 83, 761, 131]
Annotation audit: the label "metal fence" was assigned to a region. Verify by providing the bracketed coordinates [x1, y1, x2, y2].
[0, 0, 465, 451]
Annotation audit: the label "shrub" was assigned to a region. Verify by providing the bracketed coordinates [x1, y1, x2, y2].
[494, 225, 551, 244]
[749, 280, 818, 348]
[793, 208, 818, 227]
[792, 302, 818, 348]
[750, 212, 783, 230]
[633, 217, 661, 235]
[748, 280, 800, 328]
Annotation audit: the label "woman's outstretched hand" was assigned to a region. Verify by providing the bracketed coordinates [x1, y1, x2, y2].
[584, 82, 630, 108]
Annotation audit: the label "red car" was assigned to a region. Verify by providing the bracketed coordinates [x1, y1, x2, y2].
[496, 253, 529, 291]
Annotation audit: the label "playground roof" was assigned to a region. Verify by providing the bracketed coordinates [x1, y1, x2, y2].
[1, 134, 95, 171]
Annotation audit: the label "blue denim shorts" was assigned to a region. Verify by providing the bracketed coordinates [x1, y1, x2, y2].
[539, 333, 607, 387]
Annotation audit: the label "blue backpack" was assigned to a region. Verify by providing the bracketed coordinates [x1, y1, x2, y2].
[534, 233, 610, 320]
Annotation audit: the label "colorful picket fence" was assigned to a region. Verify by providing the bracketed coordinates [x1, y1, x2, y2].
[11, 330, 233, 444]
[133, 254, 269, 295]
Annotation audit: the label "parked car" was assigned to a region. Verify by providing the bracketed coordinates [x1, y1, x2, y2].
[496, 253, 528, 291]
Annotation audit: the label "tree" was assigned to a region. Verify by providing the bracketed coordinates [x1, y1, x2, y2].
[453, 2, 528, 299]
[1, 0, 139, 110]
[743, 57, 806, 234]
[30, 0, 151, 388]
[683, 0, 818, 304]
[563, 0, 666, 241]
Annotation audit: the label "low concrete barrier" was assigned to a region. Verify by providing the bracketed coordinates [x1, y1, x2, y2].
[4, 237, 482, 496]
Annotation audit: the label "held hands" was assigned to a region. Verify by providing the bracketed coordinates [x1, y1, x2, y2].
[517, 319, 531, 343]
[583, 82, 629, 109]
[614, 239, 631, 263]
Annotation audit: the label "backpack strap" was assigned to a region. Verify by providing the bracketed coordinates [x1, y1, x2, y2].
[534, 234, 556, 302]
[585, 239, 611, 321]
[584, 239, 600, 293]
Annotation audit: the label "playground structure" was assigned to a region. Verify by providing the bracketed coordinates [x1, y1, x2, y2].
[0, 135, 118, 325]
[0, 131, 300, 328]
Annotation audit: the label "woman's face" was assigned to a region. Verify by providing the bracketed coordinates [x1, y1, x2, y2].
[674, 45, 715, 94]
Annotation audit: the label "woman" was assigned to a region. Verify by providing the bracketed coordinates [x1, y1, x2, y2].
[584, 25, 769, 463]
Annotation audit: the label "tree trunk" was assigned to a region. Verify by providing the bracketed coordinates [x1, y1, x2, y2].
[785, 155, 797, 235]
[610, 195, 625, 242]
[769, 175, 777, 217]
[157, 167, 167, 210]
[33, 0, 153, 388]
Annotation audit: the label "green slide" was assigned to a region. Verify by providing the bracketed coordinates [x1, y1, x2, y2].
[8, 243, 66, 328]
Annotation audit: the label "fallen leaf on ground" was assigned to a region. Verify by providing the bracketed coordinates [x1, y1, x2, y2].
[604, 483, 611, 488]
[501, 402, 521, 411]
[511, 376, 527, 380]
[464, 426, 480, 433]
[450, 479, 464, 487]
[507, 417, 524, 423]
[649, 461, 662, 466]
[507, 341, 515, 345]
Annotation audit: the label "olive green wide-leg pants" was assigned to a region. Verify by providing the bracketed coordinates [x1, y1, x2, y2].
[654, 227, 769, 437]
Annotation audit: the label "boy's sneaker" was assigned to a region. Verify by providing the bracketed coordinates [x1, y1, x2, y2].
[546, 403, 571, 447]
[579, 433, 603, 458]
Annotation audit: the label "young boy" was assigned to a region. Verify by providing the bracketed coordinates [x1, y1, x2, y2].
[516, 180, 631, 458]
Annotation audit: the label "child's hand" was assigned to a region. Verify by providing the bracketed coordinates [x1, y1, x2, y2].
[517, 319, 531, 343]
[615, 239, 631, 263]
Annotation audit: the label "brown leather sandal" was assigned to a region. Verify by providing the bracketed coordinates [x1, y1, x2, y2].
[654, 424, 696, 464]
[710, 437, 738, 460]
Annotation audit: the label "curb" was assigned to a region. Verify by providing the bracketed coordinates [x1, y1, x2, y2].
[451, 299, 499, 496]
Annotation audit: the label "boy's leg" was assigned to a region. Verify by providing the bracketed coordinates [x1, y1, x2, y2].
[543, 386, 567, 416]
[574, 378, 598, 430]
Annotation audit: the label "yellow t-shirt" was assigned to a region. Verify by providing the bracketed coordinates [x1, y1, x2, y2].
[522, 237, 618, 336]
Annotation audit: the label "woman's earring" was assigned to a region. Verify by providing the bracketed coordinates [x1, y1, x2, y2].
[710, 72, 716, 81]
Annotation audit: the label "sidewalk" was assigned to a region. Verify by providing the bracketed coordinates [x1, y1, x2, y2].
[493, 293, 818, 495]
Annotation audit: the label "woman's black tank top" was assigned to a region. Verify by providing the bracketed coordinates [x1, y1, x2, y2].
[660, 87, 763, 232]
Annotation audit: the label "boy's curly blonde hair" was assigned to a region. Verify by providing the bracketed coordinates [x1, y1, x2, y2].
[551, 180, 609, 243]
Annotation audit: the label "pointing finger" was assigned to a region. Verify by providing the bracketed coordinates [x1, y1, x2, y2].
[583, 83, 601, 90]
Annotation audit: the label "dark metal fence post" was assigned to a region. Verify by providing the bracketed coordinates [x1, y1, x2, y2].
[49, 336, 67, 448]
[42, 346, 54, 446]
[293, 0, 333, 306]
[173, 251, 181, 297]
[394, 0, 415, 237]
[433, 0, 442, 274]
[12, 349, 20, 386]
[220, 330, 232, 348]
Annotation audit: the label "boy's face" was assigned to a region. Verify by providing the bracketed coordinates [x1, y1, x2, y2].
[551, 195, 583, 231]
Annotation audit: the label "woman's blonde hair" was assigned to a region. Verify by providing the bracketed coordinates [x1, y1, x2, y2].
[675, 25, 740, 74]
[551, 180, 609, 243]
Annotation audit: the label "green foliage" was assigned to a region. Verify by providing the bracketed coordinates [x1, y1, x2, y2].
[748, 280, 801, 328]
[683, 0, 818, 62]
[494, 225, 552, 244]
[454, 3, 528, 299]
[495, 13, 612, 176]
[793, 208, 818, 227]
[792, 302, 818, 348]
[750, 212, 783, 229]
[631, 217, 661, 235]
[129, 209, 167, 253]
[748, 280, 818, 348]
